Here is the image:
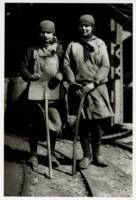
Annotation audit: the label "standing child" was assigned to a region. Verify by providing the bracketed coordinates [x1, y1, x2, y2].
[63, 14, 113, 169]
[20, 20, 64, 169]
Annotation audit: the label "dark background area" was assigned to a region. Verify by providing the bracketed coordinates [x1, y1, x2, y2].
[4, 3, 132, 123]
[5, 3, 111, 77]
[5, 3, 132, 76]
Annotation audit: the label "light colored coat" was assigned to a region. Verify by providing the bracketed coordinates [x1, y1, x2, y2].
[20, 42, 64, 134]
[21, 43, 64, 100]
[63, 36, 113, 120]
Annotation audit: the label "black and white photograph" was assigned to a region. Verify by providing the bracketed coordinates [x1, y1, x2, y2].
[1, 1, 134, 198]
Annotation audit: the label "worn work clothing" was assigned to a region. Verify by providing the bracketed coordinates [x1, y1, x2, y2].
[20, 39, 64, 137]
[63, 35, 113, 120]
[64, 34, 113, 167]
[21, 41, 64, 100]
[27, 100, 62, 141]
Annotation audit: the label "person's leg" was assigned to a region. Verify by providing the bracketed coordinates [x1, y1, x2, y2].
[49, 130, 60, 167]
[90, 120, 107, 167]
[79, 120, 92, 169]
[48, 107, 62, 167]
[27, 101, 42, 169]
[28, 126, 39, 169]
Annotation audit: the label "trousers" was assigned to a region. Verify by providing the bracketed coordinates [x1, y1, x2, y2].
[79, 119, 104, 157]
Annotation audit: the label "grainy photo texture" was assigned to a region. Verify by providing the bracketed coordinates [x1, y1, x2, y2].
[4, 3, 132, 197]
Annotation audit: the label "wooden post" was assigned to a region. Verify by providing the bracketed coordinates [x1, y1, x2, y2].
[114, 22, 123, 124]
[110, 19, 124, 124]
[110, 19, 116, 125]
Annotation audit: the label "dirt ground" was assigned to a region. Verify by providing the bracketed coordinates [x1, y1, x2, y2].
[4, 133, 132, 197]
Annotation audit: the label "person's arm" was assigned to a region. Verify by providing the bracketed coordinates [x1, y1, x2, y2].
[55, 43, 64, 81]
[20, 47, 33, 82]
[20, 47, 40, 82]
[63, 43, 76, 83]
[83, 41, 110, 94]
[93, 41, 110, 86]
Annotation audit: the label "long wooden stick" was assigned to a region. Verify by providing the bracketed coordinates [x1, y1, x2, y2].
[72, 93, 85, 175]
[44, 84, 52, 179]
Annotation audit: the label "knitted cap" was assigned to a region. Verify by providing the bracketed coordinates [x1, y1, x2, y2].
[39, 20, 55, 33]
[79, 14, 95, 27]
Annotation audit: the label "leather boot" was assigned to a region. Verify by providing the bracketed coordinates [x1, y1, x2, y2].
[79, 156, 92, 169]
[50, 131, 60, 167]
[28, 153, 38, 170]
[92, 144, 107, 167]
[79, 132, 92, 169]
[28, 136, 38, 170]
[51, 153, 60, 168]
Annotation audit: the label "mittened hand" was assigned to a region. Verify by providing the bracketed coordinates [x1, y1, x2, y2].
[82, 82, 95, 94]
[55, 73, 63, 81]
[30, 73, 41, 81]
[48, 73, 63, 90]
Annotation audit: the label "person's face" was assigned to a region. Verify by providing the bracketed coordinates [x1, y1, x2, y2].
[78, 24, 93, 37]
[40, 31, 54, 42]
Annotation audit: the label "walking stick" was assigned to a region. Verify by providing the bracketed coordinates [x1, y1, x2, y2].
[44, 84, 52, 179]
[72, 92, 85, 175]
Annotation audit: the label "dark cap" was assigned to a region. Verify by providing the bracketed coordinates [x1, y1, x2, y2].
[79, 14, 95, 27]
[39, 20, 55, 33]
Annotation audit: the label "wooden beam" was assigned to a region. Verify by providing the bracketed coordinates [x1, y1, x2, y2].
[114, 22, 124, 124]
[110, 19, 124, 124]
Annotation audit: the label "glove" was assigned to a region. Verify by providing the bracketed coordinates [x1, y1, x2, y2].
[82, 82, 95, 94]
[48, 73, 63, 90]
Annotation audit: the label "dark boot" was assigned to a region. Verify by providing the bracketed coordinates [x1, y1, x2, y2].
[92, 144, 107, 167]
[28, 137, 38, 170]
[51, 153, 60, 168]
[28, 153, 38, 170]
[50, 131, 60, 168]
[79, 157, 92, 169]
[79, 128, 92, 169]
[79, 140, 92, 169]
[90, 120, 107, 167]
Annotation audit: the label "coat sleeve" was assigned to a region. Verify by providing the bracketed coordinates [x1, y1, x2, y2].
[56, 42, 64, 73]
[93, 41, 110, 85]
[63, 43, 76, 83]
[20, 47, 33, 82]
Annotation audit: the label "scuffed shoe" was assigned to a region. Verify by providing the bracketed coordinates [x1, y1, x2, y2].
[28, 155, 38, 170]
[51, 154, 60, 168]
[47, 154, 60, 168]
[79, 157, 92, 169]
[93, 155, 108, 167]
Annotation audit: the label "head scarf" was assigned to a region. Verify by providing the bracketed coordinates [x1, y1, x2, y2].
[78, 14, 96, 62]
